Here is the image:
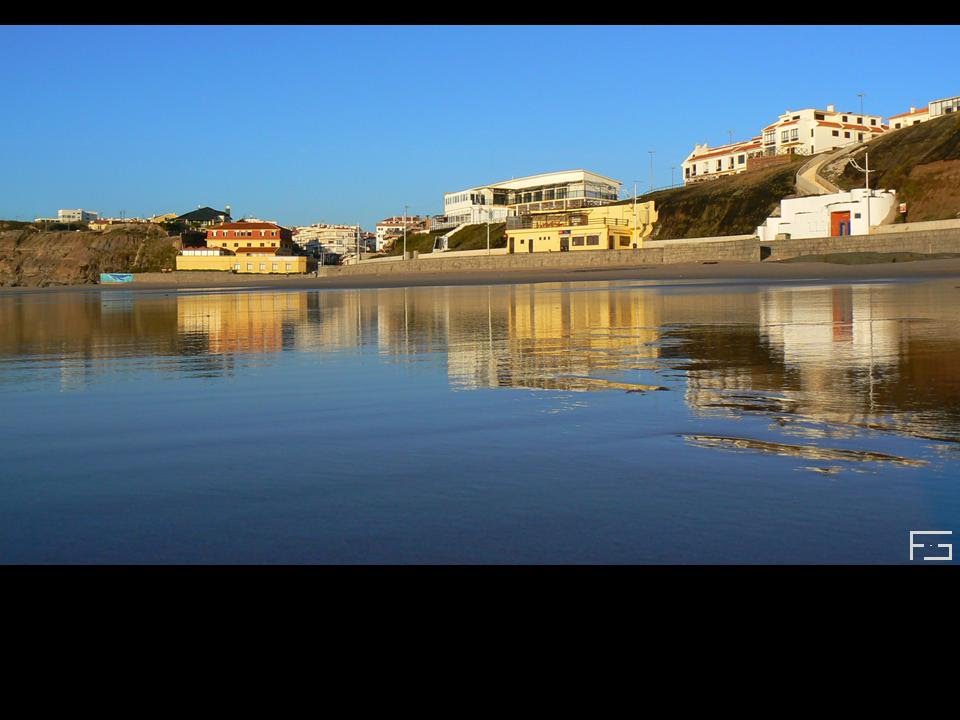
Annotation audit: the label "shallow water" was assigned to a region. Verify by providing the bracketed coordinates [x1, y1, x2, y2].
[1, 278, 959, 563]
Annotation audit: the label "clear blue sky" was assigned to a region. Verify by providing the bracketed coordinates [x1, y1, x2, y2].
[2, 25, 958, 230]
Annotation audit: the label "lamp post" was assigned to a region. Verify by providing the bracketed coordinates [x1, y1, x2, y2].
[485, 207, 490, 255]
[648, 150, 655, 193]
[670, 166, 676, 188]
[858, 92, 865, 116]
[402, 205, 408, 259]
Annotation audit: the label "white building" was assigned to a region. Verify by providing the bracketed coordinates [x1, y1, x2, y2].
[888, 106, 930, 130]
[375, 216, 425, 252]
[59, 209, 100, 222]
[34, 208, 100, 223]
[442, 169, 621, 226]
[682, 136, 764, 184]
[761, 105, 886, 157]
[888, 93, 960, 130]
[293, 223, 361, 255]
[756, 188, 897, 243]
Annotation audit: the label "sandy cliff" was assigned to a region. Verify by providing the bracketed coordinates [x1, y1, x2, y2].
[0, 224, 179, 287]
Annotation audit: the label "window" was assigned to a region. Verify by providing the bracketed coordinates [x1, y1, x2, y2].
[870, 118, 877, 126]
[234, 243, 238, 247]
[259, 263, 266, 271]
[858, 133, 864, 141]
[285, 263, 292, 271]
[586, 235, 599, 246]
[842, 115, 848, 122]
[854, 212, 862, 219]
[247, 263, 253, 270]
[520, 238, 524, 244]
[781, 130, 789, 142]
[811, 129, 814, 137]
[272, 263, 279, 270]
[856, 117, 862, 124]
[895, 123, 902, 129]
[619, 237, 630, 246]
[844, 131, 851, 138]
[234, 263, 241, 270]
[260, 242, 265, 247]
[716, 159, 722, 171]
[738, 155, 745, 165]
[832, 130, 839, 137]
[572, 236, 584, 246]
[790, 128, 798, 141]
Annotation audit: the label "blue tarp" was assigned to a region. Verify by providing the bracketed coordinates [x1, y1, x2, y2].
[99, 273, 134, 283]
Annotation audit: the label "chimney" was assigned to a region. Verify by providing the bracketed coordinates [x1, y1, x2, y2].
[909, 107, 916, 113]
[827, 104, 835, 112]
[225, 205, 232, 219]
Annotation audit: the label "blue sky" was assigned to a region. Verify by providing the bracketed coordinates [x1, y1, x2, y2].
[1, 25, 958, 230]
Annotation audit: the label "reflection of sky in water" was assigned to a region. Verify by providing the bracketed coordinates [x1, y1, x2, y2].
[1, 278, 959, 563]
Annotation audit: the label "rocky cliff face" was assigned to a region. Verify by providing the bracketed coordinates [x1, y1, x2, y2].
[0, 224, 180, 287]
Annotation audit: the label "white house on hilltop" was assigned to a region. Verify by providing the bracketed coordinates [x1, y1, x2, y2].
[760, 105, 886, 158]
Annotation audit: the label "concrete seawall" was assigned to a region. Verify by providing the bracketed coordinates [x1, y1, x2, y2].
[763, 226, 960, 260]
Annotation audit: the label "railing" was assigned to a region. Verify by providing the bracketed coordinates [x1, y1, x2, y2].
[512, 215, 631, 230]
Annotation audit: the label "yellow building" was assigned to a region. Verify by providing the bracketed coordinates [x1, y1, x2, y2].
[505, 201, 657, 254]
[175, 247, 309, 274]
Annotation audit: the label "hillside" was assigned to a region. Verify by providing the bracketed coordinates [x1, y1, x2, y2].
[610, 157, 806, 240]
[385, 223, 507, 256]
[0, 223, 179, 287]
[823, 114, 960, 223]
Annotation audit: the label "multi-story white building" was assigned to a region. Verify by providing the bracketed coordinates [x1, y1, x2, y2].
[761, 105, 886, 158]
[889, 93, 960, 130]
[293, 223, 361, 256]
[442, 170, 621, 226]
[34, 208, 100, 223]
[58, 209, 100, 222]
[682, 136, 764, 184]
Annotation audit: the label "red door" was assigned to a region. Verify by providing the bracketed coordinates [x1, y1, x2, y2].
[831, 211, 851, 236]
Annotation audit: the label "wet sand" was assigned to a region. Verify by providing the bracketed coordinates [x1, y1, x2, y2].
[6, 258, 960, 293]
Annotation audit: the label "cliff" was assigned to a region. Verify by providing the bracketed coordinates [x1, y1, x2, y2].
[823, 114, 960, 223]
[0, 223, 179, 287]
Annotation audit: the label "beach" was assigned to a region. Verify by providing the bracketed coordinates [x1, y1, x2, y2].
[5, 257, 960, 293]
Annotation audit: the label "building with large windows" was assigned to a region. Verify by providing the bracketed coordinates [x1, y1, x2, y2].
[442, 170, 622, 227]
[760, 105, 886, 157]
[504, 201, 657, 254]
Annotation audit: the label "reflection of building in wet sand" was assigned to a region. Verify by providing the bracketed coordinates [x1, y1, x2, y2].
[177, 292, 308, 355]
[681, 282, 960, 440]
[447, 285, 663, 391]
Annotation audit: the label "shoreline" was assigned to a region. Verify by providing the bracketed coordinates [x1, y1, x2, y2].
[5, 258, 960, 293]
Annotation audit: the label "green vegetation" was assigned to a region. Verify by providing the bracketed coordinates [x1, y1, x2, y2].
[446, 222, 506, 251]
[778, 251, 960, 265]
[384, 229, 447, 256]
[829, 114, 960, 222]
[609, 157, 806, 240]
[0, 220, 34, 231]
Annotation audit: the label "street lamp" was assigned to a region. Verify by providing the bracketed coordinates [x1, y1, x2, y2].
[858, 92, 865, 116]
[402, 204, 409, 259]
[648, 150, 655, 193]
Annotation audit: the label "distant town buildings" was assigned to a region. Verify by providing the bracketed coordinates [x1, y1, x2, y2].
[683, 137, 765, 184]
[375, 216, 427, 252]
[293, 223, 361, 256]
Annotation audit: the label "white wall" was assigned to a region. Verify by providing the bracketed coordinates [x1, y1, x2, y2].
[757, 189, 897, 242]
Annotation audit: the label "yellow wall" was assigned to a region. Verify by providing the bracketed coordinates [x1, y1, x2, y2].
[176, 255, 308, 274]
[506, 201, 657, 254]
